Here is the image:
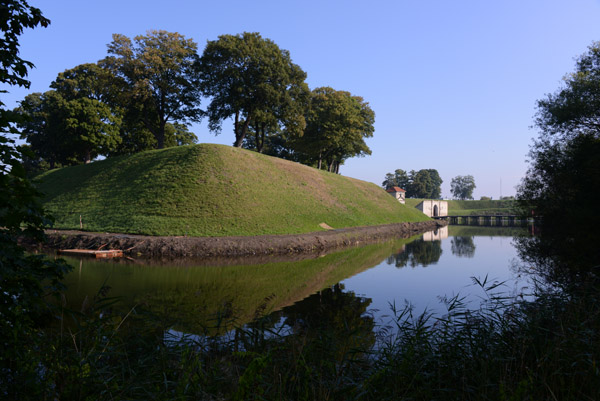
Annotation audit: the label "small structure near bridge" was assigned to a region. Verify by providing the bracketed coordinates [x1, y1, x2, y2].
[386, 186, 406, 204]
[416, 200, 448, 217]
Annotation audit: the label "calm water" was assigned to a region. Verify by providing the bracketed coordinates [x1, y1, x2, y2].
[60, 225, 530, 334]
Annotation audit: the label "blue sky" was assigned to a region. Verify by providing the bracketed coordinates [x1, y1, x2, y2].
[5, 0, 600, 198]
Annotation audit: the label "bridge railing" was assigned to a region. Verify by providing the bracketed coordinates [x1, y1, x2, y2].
[435, 215, 537, 227]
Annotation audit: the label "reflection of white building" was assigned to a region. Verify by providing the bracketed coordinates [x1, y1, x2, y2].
[422, 225, 448, 241]
[416, 200, 448, 217]
[386, 187, 406, 204]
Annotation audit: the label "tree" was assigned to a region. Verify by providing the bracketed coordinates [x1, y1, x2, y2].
[199, 32, 309, 148]
[294, 87, 375, 172]
[451, 236, 476, 258]
[535, 42, 600, 140]
[0, 0, 49, 90]
[18, 63, 124, 166]
[16, 90, 122, 164]
[50, 62, 117, 102]
[450, 175, 476, 200]
[382, 169, 409, 190]
[517, 41, 600, 278]
[0, 2, 71, 396]
[102, 30, 202, 149]
[382, 168, 442, 197]
[388, 238, 443, 267]
[407, 169, 442, 198]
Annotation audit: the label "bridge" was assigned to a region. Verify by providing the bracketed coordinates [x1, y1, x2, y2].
[434, 215, 536, 227]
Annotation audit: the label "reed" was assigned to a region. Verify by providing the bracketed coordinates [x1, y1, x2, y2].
[30, 273, 600, 400]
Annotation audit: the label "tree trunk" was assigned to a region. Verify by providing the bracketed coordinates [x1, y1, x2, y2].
[234, 118, 250, 148]
[157, 119, 166, 149]
[317, 151, 322, 170]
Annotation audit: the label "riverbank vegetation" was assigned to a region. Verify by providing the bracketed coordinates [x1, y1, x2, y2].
[35, 144, 428, 236]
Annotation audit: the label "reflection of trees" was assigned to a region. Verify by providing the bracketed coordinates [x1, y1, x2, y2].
[387, 239, 442, 268]
[451, 236, 476, 258]
[281, 284, 375, 356]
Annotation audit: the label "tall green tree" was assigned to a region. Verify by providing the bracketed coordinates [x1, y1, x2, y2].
[407, 169, 442, 198]
[0, 2, 71, 396]
[199, 32, 309, 148]
[50, 62, 117, 102]
[518, 41, 600, 278]
[382, 168, 442, 198]
[382, 169, 410, 190]
[295, 87, 375, 172]
[102, 30, 202, 149]
[17, 90, 122, 165]
[450, 175, 476, 200]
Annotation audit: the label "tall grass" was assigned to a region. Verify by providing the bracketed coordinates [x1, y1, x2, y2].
[31, 271, 600, 400]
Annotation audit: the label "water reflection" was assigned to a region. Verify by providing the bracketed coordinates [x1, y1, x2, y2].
[60, 238, 415, 335]
[450, 236, 476, 258]
[279, 284, 375, 352]
[386, 239, 443, 268]
[60, 227, 530, 337]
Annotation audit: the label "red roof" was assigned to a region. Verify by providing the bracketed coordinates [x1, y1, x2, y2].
[386, 186, 406, 193]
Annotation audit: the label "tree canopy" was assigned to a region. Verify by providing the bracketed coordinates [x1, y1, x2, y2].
[518, 41, 600, 274]
[17, 90, 122, 165]
[535, 41, 600, 140]
[0, 0, 49, 90]
[450, 175, 476, 200]
[0, 2, 71, 395]
[199, 32, 309, 148]
[382, 169, 410, 190]
[14, 29, 374, 171]
[382, 168, 442, 198]
[102, 30, 202, 149]
[294, 87, 375, 172]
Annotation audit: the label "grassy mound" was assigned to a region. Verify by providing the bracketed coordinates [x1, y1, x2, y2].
[35, 144, 429, 236]
[405, 198, 515, 216]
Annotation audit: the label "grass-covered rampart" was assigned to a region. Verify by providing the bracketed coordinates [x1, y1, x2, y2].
[35, 144, 428, 236]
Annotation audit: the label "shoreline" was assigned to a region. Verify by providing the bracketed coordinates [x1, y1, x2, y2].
[32, 220, 447, 258]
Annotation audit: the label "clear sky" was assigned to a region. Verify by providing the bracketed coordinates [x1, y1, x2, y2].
[4, 0, 600, 198]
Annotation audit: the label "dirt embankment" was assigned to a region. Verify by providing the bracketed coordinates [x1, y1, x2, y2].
[35, 220, 447, 258]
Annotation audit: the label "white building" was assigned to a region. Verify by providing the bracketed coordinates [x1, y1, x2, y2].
[416, 200, 448, 217]
[386, 186, 406, 204]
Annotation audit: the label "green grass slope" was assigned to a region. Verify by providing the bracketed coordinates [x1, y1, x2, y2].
[35, 144, 429, 236]
[405, 198, 515, 216]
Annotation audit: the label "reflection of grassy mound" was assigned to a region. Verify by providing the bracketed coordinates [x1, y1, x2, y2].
[35, 144, 428, 236]
[405, 198, 515, 216]
[61, 237, 417, 334]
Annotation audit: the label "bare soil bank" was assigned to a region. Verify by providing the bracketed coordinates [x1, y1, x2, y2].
[36, 220, 446, 258]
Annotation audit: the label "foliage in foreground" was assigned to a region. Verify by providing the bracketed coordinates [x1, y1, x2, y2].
[24, 272, 600, 400]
